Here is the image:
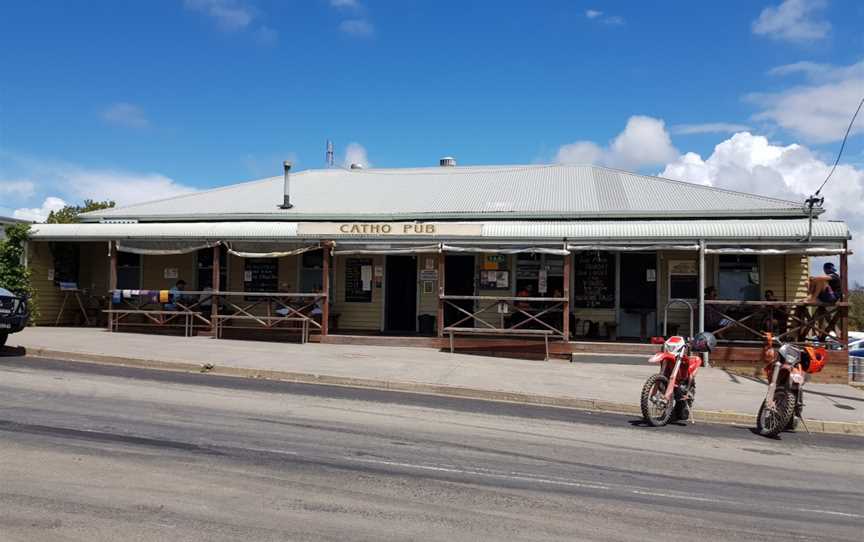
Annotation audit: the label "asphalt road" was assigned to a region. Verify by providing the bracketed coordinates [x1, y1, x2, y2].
[0, 356, 862, 541]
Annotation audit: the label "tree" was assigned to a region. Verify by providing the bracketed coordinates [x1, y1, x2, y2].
[849, 284, 864, 332]
[0, 223, 38, 321]
[47, 199, 115, 224]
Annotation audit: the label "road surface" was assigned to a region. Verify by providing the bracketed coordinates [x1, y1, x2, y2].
[0, 356, 862, 541]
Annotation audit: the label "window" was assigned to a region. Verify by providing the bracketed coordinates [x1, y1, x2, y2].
[244, 258, 278, 297]
[345, 258, 373, 302]
[117, 252, 141, 290]
[668, 260, 697, 300]
[300, 250, 331, 293]
[718, 255, 760, 301]
[50, 242, 80, 284]
[515, 254, 564, 297]
[196, 248, 227, 290]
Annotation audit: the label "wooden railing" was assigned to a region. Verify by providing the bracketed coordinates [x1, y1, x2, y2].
[705, 300, 849, 345]
[105, 290, 326, 342]
[440, 295, 567, 338]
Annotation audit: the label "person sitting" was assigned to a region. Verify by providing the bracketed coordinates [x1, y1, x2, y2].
[763, 289, 787, 333]
[165, 279, 187, 310]
[806, 262, 841, 304]
[704, 286, 732, 332]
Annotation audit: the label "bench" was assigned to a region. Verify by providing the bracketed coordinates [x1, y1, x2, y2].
[213, 315, 310, 343]
[443, 326, 555, 360]
[104, 309, 202, 337]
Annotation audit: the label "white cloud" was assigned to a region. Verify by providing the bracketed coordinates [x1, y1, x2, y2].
[660, 131, 864, 281]
[752, 0, 830, 42]
[343, 142, 370, 168]
[0, 180, 35, 199]
[339, 19, 374, 37]
[749, 59, 864, 143]
[100, 102, 149, 129]
[557, 116, 678, 169]
[670, 123, 752, 135]
[585, 8, 624, 25]
[184, 0, 255, 31]
[13, 197, 67, 222]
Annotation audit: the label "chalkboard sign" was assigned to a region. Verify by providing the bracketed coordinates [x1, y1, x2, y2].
[345, 258, 373, 302]
[244, 258, 278, 298]
[573, 252, 615, 308]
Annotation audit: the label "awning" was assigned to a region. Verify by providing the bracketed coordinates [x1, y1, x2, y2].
[116, 240, 221, 255]
[567, 244, 699, 252]
[442, 244, 570, 256]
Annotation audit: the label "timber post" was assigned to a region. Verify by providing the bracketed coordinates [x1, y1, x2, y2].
[322, 242, 331, 338]
[840, 241, 849, 344]
[108, 241, 117, 331]
[437, 252, 446, 337]
[562, 250, 571, 341]
[211, 244, 220, 337]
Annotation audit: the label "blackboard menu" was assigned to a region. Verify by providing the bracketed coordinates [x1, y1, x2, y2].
[345, 258, 373, 302]
[244, 258, 278, 296]
[573, 252, 615, 308]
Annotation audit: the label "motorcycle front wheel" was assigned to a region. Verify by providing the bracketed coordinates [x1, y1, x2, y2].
[757, 390, 796, 437]
[641, 374, 675, 427]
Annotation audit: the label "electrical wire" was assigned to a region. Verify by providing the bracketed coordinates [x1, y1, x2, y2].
[816, 96, 864, 196]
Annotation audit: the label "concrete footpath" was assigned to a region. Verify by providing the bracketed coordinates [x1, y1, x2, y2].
[6, 327, 864, 435]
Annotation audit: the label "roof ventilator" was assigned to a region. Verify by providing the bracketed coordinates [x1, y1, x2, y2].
[439, 156, 456, 167]
[349, 163, 364, 170]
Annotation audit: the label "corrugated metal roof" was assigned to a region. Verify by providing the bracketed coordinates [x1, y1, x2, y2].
[480, 219, 850, 241]
[29, 219, 848, 243]
[81, 164, 811, 222]
[29, 222, 299, 241]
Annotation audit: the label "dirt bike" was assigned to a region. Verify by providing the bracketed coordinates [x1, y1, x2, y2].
[756, 333, 826, 437]
[640, 331, 716, 426]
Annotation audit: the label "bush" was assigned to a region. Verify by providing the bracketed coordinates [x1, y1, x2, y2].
[0, 223, 38, 322]
[849, 287, 864, 332]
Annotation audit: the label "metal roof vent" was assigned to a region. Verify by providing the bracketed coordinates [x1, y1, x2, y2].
[349, 163, 364, 170]
[439, 156, 456, 167]
[278, 161, 293, 209]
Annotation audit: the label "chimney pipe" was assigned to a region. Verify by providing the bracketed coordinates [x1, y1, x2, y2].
[279, 161, 293, 209]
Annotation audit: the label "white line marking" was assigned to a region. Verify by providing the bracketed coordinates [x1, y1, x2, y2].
[796, 508, 864, 520]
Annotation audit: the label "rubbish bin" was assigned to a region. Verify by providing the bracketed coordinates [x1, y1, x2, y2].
[418, 314, 436, 336]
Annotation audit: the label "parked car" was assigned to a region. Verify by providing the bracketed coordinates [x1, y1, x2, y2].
[0, 287, 29, 347]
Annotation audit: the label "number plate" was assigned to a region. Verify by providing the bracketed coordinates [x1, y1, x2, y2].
[0, 323, 12, 329]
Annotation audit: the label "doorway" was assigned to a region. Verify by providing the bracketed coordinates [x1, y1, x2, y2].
[385, 255, 417, 333]
[618, 253, 657, 338]
[444, 255, 475, 327]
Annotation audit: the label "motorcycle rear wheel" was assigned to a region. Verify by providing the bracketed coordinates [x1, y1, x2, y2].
[757, 390, 796, 437]
[641, 374, 674, 427]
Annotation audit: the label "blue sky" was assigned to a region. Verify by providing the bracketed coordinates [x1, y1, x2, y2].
[1, 1, 863, 253]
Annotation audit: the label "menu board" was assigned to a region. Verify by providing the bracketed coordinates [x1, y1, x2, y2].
[345, 258, 373, 302]
[573, 252, 615, 308]
[244, 258, 278, 297]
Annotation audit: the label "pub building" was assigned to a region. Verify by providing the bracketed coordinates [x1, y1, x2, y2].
[26, 160, 852, 372]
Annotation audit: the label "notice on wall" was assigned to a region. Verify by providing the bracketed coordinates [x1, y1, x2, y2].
[345, 258, 373, 302]
[574, 252, 615, 308]
[480, 270, 509, 290]
[244, 258, 278, 295]
[538, 269, 548, 294]
[419, 270, 438, 282]
[48, 269, 55, 281]
[425, 257, 435, 271]
[164, 267, 178, 279]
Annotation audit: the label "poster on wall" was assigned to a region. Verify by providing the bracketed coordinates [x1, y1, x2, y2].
[244, 258, 278, 300]
[538, 269, 548, 294]
[164, 267, 178, 279]
[480, 270, 509, 290]
[573, 252, 615, 308]
[346, 258, 373, 302]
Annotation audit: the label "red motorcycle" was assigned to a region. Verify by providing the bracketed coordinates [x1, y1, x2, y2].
[640, 331, 716, 426]
[756, 333, 827, 437]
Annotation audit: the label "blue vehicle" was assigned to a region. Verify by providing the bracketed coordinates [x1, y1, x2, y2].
[0, 287, 29, 347]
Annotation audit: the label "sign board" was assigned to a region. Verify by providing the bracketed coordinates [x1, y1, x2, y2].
[345, 258, 373, 302]
[297, 222, 483, 237]
[497, 301, 509, 314]
[419, 270, 438, 282]
[480, 270, 509, 290]
[482, 254, 507, 270]
[573, 251, 615, 309]
[48, 269, 55, 281]
[164, 267, 178, 279]
[538, 269, 548, 294]
[425, 257, 435, 271]
[244, 258, 278, 295]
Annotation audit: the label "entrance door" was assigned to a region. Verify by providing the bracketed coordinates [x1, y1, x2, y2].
[618, 253, 657, 338]
[385, 255, 417, 333]
[444, 255, 475, 327]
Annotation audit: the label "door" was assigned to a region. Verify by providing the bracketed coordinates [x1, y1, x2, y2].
[444, 255, 475, 327]
[385, 255, 417, 333]
[618, 253, 657, 338]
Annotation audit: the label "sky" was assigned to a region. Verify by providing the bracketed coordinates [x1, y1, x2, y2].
[1, 0, 863, 278]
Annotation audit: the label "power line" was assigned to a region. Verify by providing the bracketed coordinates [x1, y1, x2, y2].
[816, 95, 864, 196]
